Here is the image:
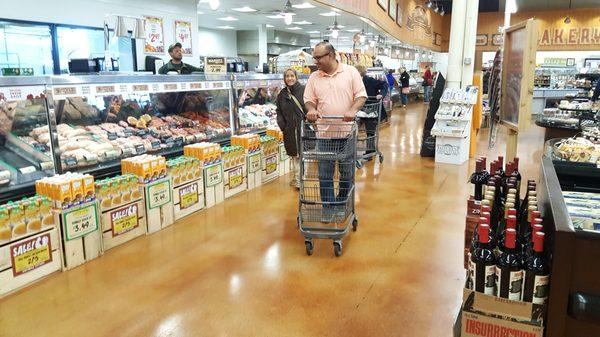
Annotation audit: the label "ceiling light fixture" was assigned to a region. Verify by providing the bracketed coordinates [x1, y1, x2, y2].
[434, 2, 439, 13]
[266, 15, 284, 19]
[292, 2, 316, 9]
[208, 0, 220, 10]
[232, 6, 257, 12]
[319, 11, 340, 17]
[506, 0, 517, 14]
[427, 1, 433, 9]
[329, 16, 340, 39]
[287, 27, 302, 30]
[281, 0, 295, 26]
[294, 20, 312, 25]
[216, 25, 234, 29]
[564, 0, 572, 24]
[218, 16, 238, 21]
[439, 6, 445, 16]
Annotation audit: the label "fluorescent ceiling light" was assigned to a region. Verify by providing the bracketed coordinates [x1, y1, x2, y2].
[197, 11, 204, 14]
[292, 2, 315, 9]
[506, 0, 517, 13]
[217, 26, 234, 29]
[293, 20, 312, 25]
[307, 30, 321, 34]
[266, 24, 274, 28]
[218, 16, 238, 21]
[319, 11, 340, 17]
[331, 8, 341, 12]
[337, 25, 345, 28]
[232, 6, 257, 12]
[287, 27, 302, 30]
[346, 29, 360, 32]
[267, 15, 284, 19]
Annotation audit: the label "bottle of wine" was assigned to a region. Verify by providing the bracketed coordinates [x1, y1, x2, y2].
[521, 210, 542, 247]
[522, 222, 543, 265]
[496, 228, 523, 300]
[497, 204, 515, 245]
[522, 232, 550, 304]
[472, 224, 496, 295]
[470, 159, 489, 201]
[520, 205, 538, 241]
[496, 156, 505, 178]
[511, 157, 522, 191]
[467, 216, 490, 290]
[498, 213, 519, 252]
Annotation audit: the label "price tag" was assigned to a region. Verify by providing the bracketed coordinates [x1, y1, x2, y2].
[279, 144, 289, 161]
[248, 153, 261, 173]
[204, 163, 223, 187]
[228, 166, 243, 189]
[134, 144, 146, 155]
[146, 179, 172, 209]
[62, 203, 99, 241]
[205, 57, 227, 74]
[174, 137, 184, 147]
[107, 132, 117, 140]
[265, 154, 278, 174]
[179, 183, 199, 209]
[10, 233, 53, 277]
[110, 204, 139, 237]
[64, 156, 78, 167]
[151, 140, 161, 150]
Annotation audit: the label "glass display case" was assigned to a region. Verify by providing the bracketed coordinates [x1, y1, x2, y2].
[0, 77, 55, 201]
[232, 74, 283, 134]
[47, 74, 233, 175]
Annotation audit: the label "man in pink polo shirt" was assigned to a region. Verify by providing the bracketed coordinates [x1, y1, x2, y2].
[304, 41, 367, 220]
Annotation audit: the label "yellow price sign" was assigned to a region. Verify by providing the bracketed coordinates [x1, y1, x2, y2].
[111, 204, 139, 237]
[228, 166, 243, 189]
[10, 233, 53, 277]
[265, 155, 278, 174]
[179, 183, 199, 209]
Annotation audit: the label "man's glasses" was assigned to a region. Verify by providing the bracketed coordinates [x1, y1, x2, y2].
[312, 52, 331, 61]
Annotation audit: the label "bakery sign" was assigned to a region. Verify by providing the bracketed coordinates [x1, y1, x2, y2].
[539, 26, 600, 45]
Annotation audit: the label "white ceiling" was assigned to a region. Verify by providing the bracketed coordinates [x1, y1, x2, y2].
[196, 0, 415, 51]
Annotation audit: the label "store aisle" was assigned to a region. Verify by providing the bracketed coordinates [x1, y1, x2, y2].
[0, 106, 545, 337]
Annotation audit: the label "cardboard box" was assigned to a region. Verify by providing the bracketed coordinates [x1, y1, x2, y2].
[460, 289, 545, 337]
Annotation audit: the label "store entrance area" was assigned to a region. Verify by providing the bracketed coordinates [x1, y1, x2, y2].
[0, 104, 546, 336]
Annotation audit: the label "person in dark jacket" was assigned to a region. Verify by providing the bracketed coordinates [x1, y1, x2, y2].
[399, 67, 410, 108]
[356, 65, 388, 159]
[276, 68, 305, 188]
[252, 87, 268, 105]
[592, 78, 600, 102]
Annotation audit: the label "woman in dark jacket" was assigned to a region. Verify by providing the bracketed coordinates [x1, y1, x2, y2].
[399, 67, 410, 108]
[276, 68, 305, 188]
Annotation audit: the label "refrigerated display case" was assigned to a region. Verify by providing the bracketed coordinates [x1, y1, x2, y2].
[0, 77, 56, 202]
[538, 153, 600, 337]
[232, 74, 284, 135]
[47, 75, 233, 176]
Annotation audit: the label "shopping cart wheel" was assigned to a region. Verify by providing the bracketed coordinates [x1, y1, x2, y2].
[305, 241, 314, 256]
[333, 242, 342, 257]
[352, 218, 358, 231]
[379, 153, 384, 163]
[356, 160, 363, 169]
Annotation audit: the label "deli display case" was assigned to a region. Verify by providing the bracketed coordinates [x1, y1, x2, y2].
[47, 74, 233, 176]
[0, 77, 56, 202]
[232, 74, 283, 134]
[538, 142, 600, 337]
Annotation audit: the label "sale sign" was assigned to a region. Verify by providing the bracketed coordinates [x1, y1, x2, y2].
[111, 204, 139, 237]
[144, 16, 165, 54]
[10, 233, 53, 277]
[174, 20, 193, 56]
[179, 183, 199, 209]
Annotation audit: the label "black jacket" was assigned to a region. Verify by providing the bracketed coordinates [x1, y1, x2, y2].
[276, 82, 305, 156]
[592, 79, 600, 102]
[362, 76, 389, 98]
[400, 72, 410, 88]
[158, 61, 201, 74]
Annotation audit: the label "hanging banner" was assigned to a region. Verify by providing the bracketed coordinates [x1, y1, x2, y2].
[174, 20, 193, 56]
[144, 16, 165, 54]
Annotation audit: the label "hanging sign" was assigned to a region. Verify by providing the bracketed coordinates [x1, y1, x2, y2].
[144, 16, 165, 54]
[205, 57, 227, 74]
[174, 20, 193, 56]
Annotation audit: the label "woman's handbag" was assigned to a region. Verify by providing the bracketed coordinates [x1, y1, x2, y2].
[402, 87, 410, 94]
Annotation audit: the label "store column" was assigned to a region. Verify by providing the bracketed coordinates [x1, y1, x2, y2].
[460, 0, 479, 87]
[446, 0, 466, 89]
[258, 24, 268, 72]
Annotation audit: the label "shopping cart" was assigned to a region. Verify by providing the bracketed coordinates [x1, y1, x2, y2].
[297, 116, 358, 257]
[356, 96, 384, 169]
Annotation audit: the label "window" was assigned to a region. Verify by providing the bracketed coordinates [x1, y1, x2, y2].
[57, 26, 135, 73]
[0, 20, 54, 75]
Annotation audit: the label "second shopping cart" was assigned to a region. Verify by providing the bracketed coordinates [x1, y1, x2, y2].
[356, 96, 384, 168]
[298, 116, 358, 257]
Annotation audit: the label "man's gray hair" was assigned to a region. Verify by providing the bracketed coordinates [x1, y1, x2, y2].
[314, 41, 336, 54]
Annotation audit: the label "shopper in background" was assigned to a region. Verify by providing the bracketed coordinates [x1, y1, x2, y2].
[385, 69, 399, 93]
[423, 65, 433, 103]
[592, 77, 600, 102]
[304, 41, 367, 217]
[356, 64, 387, 160]
[252, 88, 268, 105]
[399, 67, 410, 108]
[276, 68, 305, 189]
[158, 43, 201, 75]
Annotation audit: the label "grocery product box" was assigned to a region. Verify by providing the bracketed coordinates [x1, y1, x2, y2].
[261, 136, 279, 183]
[459, 289, 545, 337]
[169, 156, 205, 221]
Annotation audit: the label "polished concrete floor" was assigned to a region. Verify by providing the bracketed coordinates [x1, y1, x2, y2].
[0, 103, 545, 337]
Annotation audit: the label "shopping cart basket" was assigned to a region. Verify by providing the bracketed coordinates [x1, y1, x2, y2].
[355, 96, 384, 169]
[298, 116, 358, 257]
